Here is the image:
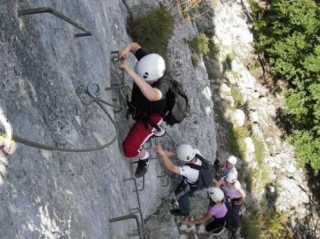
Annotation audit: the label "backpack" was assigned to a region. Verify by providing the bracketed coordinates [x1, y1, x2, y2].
[187, 154, 216, 189]
[163, 78, 189, 126]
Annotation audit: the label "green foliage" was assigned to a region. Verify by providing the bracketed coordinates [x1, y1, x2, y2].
[243, 212, 288, 239]
[203, 40, 221, 79]
[284, 89, 309, 123]
[127, 6, 174, 57]
[230, 123, 251, 159]
[248, 0, 263, 16]
[253, 137, 266, 165]
[227, 122, 270, 193]
[195, 33, 210, 56]
[231, 87, 245, 109]
[260, 213, 288, 239]
[225, 53, 236, 70]
[248, 62, 261, 72]
[191, 55, 199, 67]
[251, 138, 270, 194]
[226, 127, 242, 160]
[230, 71, 240, 79]
[242, 213, 260, 239]
[254, 0, 320, 173]
[289, 130, 320, 174]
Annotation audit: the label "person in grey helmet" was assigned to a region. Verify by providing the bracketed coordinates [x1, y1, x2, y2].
[118, 42, 169, 178]
[214, 172, 246, 238]
[154, 143, 203, 217]
[218, 155, 238, 178]
[181, 187, 228, 236]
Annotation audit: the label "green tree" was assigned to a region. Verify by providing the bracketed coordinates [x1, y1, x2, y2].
[254, 0, 320, 173]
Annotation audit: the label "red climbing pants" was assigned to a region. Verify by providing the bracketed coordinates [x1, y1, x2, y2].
[122, 114, 163, 158]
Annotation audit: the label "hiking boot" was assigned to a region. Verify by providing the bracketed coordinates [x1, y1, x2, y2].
[134, 159, 149, 178]
[170, 209, 189, 217]
[153, 127, 165, 138]
[170, 199, 179, 209]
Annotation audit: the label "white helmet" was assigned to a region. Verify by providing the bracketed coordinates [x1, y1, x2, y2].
[225, 172, 237, 184]
[208, 187, 225, 202]
[227, 155, 237, 165]
[134, 53, 166, 81]
[176, 144, 196, 162]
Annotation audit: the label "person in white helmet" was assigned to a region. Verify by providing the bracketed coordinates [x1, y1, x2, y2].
[213, 172, 246, 238]
[218, 155, 238, 178]
[118, 43, 170, 178]
[181, 187, 228, 235]
[154, 143, 203, 217]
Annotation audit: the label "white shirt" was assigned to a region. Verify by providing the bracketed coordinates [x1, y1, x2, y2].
[178, 149, 202, 184]
[179, 159, 202, 184]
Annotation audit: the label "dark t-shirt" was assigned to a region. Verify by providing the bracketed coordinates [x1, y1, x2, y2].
[130, 48, 170, 116]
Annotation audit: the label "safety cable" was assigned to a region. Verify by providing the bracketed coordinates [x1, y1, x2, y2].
[108, 53, 132, 109]
[1, 53, 132, 153]
[11, 82, 119, 152]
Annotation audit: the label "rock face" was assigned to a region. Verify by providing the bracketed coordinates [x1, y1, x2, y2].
[0, 1, 217, 239]
[1, 0, 320, 239]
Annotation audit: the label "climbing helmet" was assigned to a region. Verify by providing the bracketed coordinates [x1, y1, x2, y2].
[134, 53, 165, 81]
[208, 187, 225, 202]
[227, 155, 237, 165]
[176, 144, 196, 162]
[225, 172, 237, 184]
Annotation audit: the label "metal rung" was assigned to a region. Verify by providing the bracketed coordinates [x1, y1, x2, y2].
[157, 174, 170, 187]
[109, 214, 143, 239]
[18, 7, 92, 37]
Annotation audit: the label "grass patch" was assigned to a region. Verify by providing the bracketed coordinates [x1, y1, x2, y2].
[254, 137, 266, 165]
[203, 40, 221, 79]
[251, 137, 270, 194]
[191, 55, 199, 67]
[127, 6, 174, 58]
[232, 123, 251, 158]
[227, 123, 251, 158]
[189, 32, 210, 56]
[224, 52, 236, 70]
[242, 212, 260, 239]
[248, 62, 261, 72]
[230, 70, 240, 79]
[231, 86, 245, 109]
[178, 0, 213, 21]
[250, 166, 270, 195]
[260, 213, 288, 239]
[195, 33, 210, 56]
[243, 212, 289, 239]
[227, 124, 270, 194]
